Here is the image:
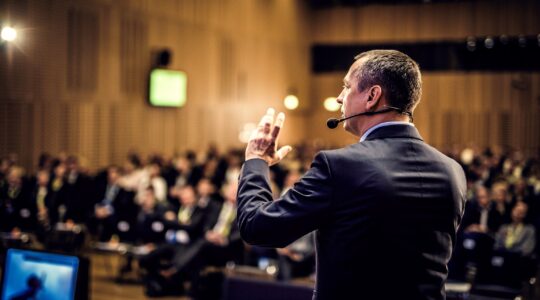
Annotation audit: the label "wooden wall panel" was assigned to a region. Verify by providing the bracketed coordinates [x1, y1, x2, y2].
[310, 71, 540, 156]
[0, 0, 310, 171]
[120, 15, 148, 97]
[2, 0, 539, 171]
[309, 0, 540, 157]
[67, 8, 99, 92]
[311, 0, 540, 43]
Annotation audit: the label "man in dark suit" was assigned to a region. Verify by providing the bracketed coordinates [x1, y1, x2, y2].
[460, 185, 502, 235]
[0, 167, 36, 233]
[63, 155, 94, 224]
[237, 50, 467, 300]
[92, 165, 137, 242]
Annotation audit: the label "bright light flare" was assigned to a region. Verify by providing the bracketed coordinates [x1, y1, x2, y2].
[1, 26, 17, 42]
[324, 97, 340, 112]
[284, 95, 299, 110]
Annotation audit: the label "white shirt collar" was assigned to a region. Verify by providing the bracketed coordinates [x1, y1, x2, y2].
[360, 121, 415, 142]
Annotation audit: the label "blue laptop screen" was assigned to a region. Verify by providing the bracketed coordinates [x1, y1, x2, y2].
[1, 249, 79, 300]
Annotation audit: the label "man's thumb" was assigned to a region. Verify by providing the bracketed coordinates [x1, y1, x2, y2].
[276, 145, 292, 160]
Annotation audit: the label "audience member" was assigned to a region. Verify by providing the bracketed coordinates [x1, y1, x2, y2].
[276, 232, 315, 281]
[0, 167, 36, 233]
[31, 170, 53, 233]
[92, 166, 137, 242]
[47, 161, 68, 225]
[139, 162, 167, 203]
[118, 153, 146, 202]
[494, 202, 536, 257]
[139, 184, 216, 296]
[461, 185, 502, 234]
[135, 186, 169, 245]
[163, 184, 210, 243]
[141, 181, 242, 297]
[491, 182, 513, 224]
[63, 155, 93, 224]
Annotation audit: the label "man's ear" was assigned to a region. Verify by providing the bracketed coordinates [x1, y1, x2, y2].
[366, 85, 382, 110]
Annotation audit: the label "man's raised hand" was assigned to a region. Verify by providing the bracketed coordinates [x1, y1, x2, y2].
[245, 108, 292, 166]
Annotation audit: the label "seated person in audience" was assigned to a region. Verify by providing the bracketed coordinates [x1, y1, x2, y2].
[0, 166, 36, 234]
[223, 150, 243, 187]
[136, 186, 169, 246]
[141, 181, 242, 297]
[513, 178, 538, 221]
[196, 177, 222, 205]
[461, 185, 503, 235]
[139, 184, 214, 296]
[201, 157, 224, 190]
[277, 232, 316, 281]
[492, 182, 512, 224]
[165, 155, 201, 197]
[142, 161, 168, 204]
[47, 161, 68, 226]
[513, 178, 534, 204]
[63, 155, 94, 224]
[93, 166, 137, 242]
[30, 170, 53, 236]
[162, 184, 210, 243]
[494, 202, 536, 257]
[0, 157, 11, 189]
[170, 181, 243, 296]
[116, 187, 168, 276]
[118, 153, 145, 203]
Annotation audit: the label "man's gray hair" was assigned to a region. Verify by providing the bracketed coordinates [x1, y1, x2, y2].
[354, 50, 422, 114]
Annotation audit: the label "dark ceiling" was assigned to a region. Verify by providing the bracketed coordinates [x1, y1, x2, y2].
[309, 0, 469, 9]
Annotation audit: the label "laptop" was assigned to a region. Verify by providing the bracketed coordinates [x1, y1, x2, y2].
[1, 249, 79, 300]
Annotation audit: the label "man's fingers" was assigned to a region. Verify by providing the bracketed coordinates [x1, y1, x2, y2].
[258, 108, 274, 127]
[258, 108, 275, 134]
[271, 112, 285, 139]
[247, 109, 289, 165]
[275, 145, 292, 161]
[269, 145, 292, 166]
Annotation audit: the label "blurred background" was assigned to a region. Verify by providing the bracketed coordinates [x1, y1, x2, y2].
[0, 0, 539, 171]
[1, 0, 540, 299]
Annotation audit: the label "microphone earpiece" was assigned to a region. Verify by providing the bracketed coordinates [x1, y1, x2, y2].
[326, 105, 410, 129]
[326, 118, 340, 129]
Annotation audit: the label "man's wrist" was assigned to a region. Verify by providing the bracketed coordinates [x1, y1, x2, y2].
[245, 155, 268, 164]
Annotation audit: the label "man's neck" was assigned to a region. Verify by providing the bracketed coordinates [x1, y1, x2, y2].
[357, 114, 410, 138]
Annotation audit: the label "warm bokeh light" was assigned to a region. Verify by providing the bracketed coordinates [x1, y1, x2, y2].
[1, 26, 17, 42]
[323, 97, 340, 112]
[283, 95, 299, 110]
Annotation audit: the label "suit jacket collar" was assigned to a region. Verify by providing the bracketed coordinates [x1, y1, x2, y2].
[364, 124, 424, 142]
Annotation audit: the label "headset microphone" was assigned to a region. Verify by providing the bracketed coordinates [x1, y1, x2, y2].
[326, 118, 341, 129]
[326, 106, 411, 129]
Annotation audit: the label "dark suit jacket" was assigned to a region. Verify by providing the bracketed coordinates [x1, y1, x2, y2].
[237, 124, 467, 300]
[63, 173, 94, 223]
[0, 181, 37, 232]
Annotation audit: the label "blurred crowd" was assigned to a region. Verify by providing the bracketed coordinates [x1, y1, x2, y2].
[0, 144, 320, 297]
[445, 146, 540, 290]
[1, 144, 540, 296]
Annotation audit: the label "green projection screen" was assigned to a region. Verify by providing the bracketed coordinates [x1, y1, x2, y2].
[148, 69, 187, 107]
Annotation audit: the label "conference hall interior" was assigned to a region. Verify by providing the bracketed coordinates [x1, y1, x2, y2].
[1, 0, 540, 299]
